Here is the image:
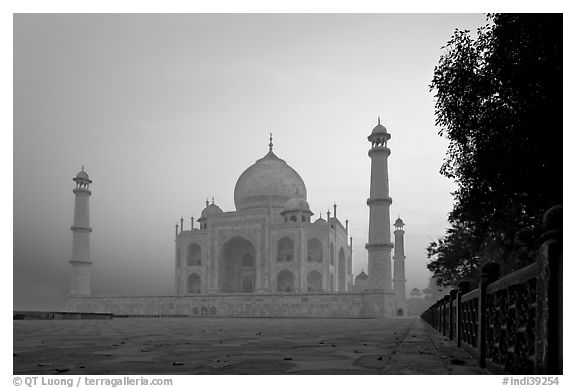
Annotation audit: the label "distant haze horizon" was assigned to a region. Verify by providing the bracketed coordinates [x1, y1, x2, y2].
[13, 13, 487, 310]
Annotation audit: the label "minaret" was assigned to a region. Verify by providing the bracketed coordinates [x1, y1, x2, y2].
[393, 217, 406, 302]
[69, 167, 93, 296]
[365, 118, 394, 290]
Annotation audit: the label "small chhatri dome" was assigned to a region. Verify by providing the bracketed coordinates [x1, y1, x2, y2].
[234, 135, 307, 211]
[371, 116, 388, 135]
[314, 217, 327, 225]
[394, 217, 405, 227]
[201, 202, 223, 218]
[355, 270, 368, 281]
[368, 116, 391, 143]
[76, 170, 89, 180]
[283, 197, 311, 212]
[281, 197, 313, 218]
[314, 212, 327, 225]
[73, 166, 92, 184]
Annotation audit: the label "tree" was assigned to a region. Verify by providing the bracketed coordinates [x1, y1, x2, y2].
[409, 288, 422, 298]
[427, 14, 562, 286]
[422, 276, 450, 302]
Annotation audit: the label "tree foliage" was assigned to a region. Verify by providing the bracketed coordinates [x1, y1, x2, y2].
[427, 14, 562, 287]
[421, 276, 450, 301]
[410, 288, 422, 298]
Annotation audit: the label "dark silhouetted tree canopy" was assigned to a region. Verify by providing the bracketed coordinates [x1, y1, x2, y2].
[427, 14, 562, 287]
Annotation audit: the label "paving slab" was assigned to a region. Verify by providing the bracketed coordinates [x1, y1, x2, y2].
[13, 316, 486, 375]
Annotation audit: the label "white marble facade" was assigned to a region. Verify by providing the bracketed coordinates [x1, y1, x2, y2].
[175, 139, 353, 295]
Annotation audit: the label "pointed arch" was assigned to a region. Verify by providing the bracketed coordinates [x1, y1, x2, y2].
[338, 247, 346, 291]
[330, 242, 334, 265]
[277, 269, 294, 292]
[219, 236, 256, 293]
[187, 273, 201, 294]
[307, 238, 323, 263]
[307, 270, 322, 291]
[277, 237, 294, 262]
[330, 273, 334, 291]
[187, 243, 202, 266]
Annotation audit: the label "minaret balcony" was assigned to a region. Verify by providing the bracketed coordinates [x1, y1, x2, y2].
[69, 260, 92, 266]
[72, 187, 92, 195]
[70, 225, 93, 232]
[365, 242, 394, 250]
[366, 197, 392, 206]
[368, 147, 391, 157]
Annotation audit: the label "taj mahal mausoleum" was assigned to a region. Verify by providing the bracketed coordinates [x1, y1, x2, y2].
[65, 120, 408, 318]
[175, 135, 352, 296]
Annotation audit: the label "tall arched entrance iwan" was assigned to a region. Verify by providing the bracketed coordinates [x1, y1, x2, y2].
[219, 236, 256, 293]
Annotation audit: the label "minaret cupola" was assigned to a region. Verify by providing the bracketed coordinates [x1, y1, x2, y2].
[368, 117, 391, 148]
[73, 166, 92, 189]
[394, 217, 405, 230]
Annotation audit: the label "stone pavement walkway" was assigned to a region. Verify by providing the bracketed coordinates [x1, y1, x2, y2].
[13, 316, 487, 375]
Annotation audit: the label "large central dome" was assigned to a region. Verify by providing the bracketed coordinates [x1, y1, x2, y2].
[234, 150, 307, 211]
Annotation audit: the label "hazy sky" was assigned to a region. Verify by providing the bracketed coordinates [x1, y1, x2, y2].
[13, 13, 488, 310]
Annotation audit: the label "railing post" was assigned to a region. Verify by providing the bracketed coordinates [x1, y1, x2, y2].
[437, 301, 441, 331]
[536, 204, 562, 374]
[440, 296, 445, 335]
[436, 301, 439, 330]
[456, 280, 471, 348]
[436, 300, 441, 331]
[442, 295, 450, 337]
[449, 289, 457, 341]
[434, 301, 438, 330]
[441, 298, 445, 334]
[478, 262, 500, 368]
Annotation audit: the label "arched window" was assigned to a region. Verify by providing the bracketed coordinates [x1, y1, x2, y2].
[277, 269, 294, 292]
[187, 273, 201, 294]
[277, 237, 294, 262]
[242, 278, 253, 292]
[307, 270, 322, 291]
[307, 238, 322, 262]
[187, 243, 201, 266]
[330, 242, 334, 265]
[290, 215, 297, 222]
[330, 273, 334, 291]
[338, 247, 346, 291]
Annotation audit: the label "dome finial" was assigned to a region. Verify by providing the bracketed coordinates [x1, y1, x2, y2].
[82, 165, 85, 172]
[378, 116, 381, 125]
[269, 132, 273, 151]
[212, 197, 215, 205]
